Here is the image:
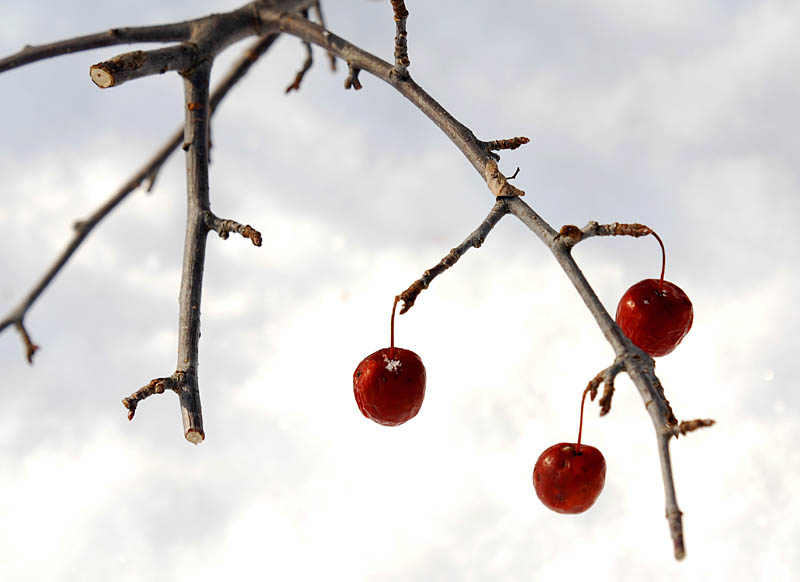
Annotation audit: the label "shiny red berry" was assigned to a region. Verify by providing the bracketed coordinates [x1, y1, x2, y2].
[534, 386, 606, 514]
[614, 231, 693, 357]
[533, 442, 606, 514]
[353, 347, 426, 426]
[616, 278, 693, 357]
[353, 296, 426, 426]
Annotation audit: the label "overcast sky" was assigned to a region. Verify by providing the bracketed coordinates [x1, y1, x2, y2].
[1, 1, 799, 580]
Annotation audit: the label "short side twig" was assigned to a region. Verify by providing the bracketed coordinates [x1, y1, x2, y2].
[670, 419, 716, 438]
[398, 199, 509, 313]
[344, 63, 362, 90]
[204, 211, 263, 246]
[485, 137, 530, 152]
[556, 221, 653, 249]
[123, 376, 179, 420]
[585, 357, 625, 416]
[285, 41, 314, 93]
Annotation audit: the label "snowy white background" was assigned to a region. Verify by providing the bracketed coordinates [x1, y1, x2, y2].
[1, 1, 798, 580]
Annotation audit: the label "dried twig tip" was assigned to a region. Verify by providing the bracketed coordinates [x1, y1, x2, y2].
[345, 63, 362, 90]
[671, 418, 716, 438]
[285, 42, 313, 93]
[13, 321, 39, 364]
[204, 211, 262, 247]
[486, 137, 530, 151]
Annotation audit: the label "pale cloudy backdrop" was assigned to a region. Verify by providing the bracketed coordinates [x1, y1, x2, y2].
[1, 1, 798, 581]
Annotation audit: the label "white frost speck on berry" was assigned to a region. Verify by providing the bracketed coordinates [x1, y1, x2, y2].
[383, 353, 402, 372]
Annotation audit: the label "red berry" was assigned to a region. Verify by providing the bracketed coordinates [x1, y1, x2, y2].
[533, 442, 606, 514]
[615, 278, 693, 357]
[353, 347, 426, 426]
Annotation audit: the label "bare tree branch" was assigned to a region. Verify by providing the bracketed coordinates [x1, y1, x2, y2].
[0, 0, 314, 75]
[0, 33, 278, 363]
[1, 2, 714, 558]
[505, 196, 692, 558]
[0, 23, 195, 73]
[172, 60, 214, 445]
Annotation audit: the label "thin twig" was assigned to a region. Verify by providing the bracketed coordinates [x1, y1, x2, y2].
[585, 358, 625, 416]
[285, 41, 313, 93]
[123, 376, 178, 420]
[556, 221, 653, 249]
[390, 0, 410, 76]
[671, 418, 716, 438]
[485, 137, 530, 151]
[398, 199, 509, 313]
[204, 211, 263, 246]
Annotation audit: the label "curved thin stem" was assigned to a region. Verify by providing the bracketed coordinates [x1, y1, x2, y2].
[390, 296, 399, 357]
[576, 387, 590, 454]
[652, 231, 666, 291]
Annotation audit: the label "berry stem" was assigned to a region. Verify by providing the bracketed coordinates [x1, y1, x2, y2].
[576, 387, 590, 454]
[390, 295, 400, 358]
[651, 231, 666, 293]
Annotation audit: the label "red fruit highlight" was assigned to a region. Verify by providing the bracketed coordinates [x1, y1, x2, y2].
[533, 442, 606, 514]
[616, 278, 693, 357]
[353, 347, 426, 426]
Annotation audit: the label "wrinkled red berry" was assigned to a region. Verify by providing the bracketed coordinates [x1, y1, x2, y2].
[616, 278, 693, 357]
[353, 347, 426, 426]
[533, 442, 606, 514]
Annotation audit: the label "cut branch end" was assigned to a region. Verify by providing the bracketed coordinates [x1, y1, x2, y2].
[89, 65, 114, 88]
